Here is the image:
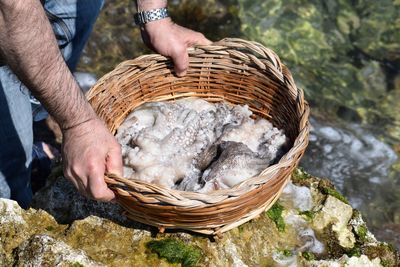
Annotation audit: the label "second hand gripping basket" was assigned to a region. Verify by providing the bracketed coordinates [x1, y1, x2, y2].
[87, 38, 310, 236]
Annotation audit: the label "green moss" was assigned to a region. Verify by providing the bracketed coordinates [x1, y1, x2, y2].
[266, 202, 285, 232]
[146, 238, 202, 267]
[290, 168, 320, 188]
[301, 251, 315, 261]
[291, 168, 312, 182]
[299, 210, 315, 220]
[386, 243, 396, 253]
[321, 187, 349, 204]
[45, 226, 55, 231]
[346, 247, 362, 257]
[381, 260, 394, 267]
[281, 249, 292, 257]
[355, 225, 368, 243]
[69, 263, 84, 267]
[317, 180, 349, 204]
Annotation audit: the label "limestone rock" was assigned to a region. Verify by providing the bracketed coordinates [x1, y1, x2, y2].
[14, 235, 103, 267]
[313, 196, 355, 248]
[1, 169, 398, 266]
[0, 198, 66, 265]
[305, 254, 382, 267]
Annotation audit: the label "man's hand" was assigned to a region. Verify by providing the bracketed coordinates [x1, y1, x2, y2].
[141, 18, 212, 76]
[62, 118, 123, 201]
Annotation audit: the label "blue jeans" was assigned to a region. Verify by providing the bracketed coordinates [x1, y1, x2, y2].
[0, 0, 104, 208]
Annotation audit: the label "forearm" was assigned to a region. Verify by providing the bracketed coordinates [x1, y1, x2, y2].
[136, 0, 167, 11]
[0, 0, 96, 129]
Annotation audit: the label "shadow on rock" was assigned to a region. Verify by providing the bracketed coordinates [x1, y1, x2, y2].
[31, 170, 151, 232]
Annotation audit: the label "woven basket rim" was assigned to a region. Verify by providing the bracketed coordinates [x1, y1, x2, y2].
[88, 37, 310, 199]
[87, 38, 310, 234]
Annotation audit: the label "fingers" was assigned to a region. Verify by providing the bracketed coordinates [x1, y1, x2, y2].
[190, 32, 212, 46]
[173, 32, 211, 77]
[61, 119, 120, 202]
[64, 157, 115, 202]
[143, 19, 211, 77]
[171, 35, 210, 77]
[106, 142, 123, 176]
[87, 163, 115, 202]
[171, 45, 189, 77]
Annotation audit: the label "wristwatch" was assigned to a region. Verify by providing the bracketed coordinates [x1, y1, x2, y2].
[134, 7, 169, 26]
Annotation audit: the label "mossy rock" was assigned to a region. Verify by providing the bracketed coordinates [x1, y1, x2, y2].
[266, 202, 286, 232]
[146, 238, 202, 267]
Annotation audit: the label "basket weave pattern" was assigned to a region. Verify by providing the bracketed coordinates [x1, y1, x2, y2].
[87, 38, 310, 235]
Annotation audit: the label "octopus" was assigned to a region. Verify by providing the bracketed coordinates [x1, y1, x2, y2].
[116, 97, 288, 192]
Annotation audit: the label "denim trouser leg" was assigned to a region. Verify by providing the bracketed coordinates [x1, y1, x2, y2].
[0, 0, 104, 208]
[32, 0, 105, 120]
[43, 0, 105, 71]
[0, 69, 33, 208]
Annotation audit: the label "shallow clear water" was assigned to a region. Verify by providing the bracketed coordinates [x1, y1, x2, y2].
[78, 0, 400, 248]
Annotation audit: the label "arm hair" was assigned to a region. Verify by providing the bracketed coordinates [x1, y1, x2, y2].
[0, 0, 96, 129]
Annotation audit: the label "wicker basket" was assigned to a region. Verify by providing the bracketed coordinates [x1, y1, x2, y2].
[87, 38, 310, 236]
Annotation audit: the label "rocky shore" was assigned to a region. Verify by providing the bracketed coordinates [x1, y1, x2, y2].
[1, 168, 398, 266]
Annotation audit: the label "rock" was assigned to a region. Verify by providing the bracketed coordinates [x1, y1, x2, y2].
[304, 254, 382, 267]
[63, 215, 153, 265]
[31, 173, 133, 226]
[14, 235, 103, 267]
[312, 196, 355, 249]
[1, 169, 398, 266]
[300, 116, 400, 249]
[395, 74, 400, 92]
[351, 0, 400, 62]
[0, 198, 66, 265]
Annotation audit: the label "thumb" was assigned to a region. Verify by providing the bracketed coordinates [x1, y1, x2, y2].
[171, 45, 189, 77]
[106, 143, 123, 177]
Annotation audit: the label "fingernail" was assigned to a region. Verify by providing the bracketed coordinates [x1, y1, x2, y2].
[177, 71, 186, 77]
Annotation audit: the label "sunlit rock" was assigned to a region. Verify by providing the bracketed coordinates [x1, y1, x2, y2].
[1, 169, 397, 266]
[14, 235, 103, 267]
[313, 196, 355, 249]
[304, 254, 382, 267]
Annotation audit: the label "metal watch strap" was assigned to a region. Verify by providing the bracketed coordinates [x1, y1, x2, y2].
[134, 7, 169, 26]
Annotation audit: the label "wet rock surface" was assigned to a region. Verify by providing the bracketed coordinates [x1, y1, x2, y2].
[238, 0, 400, 136]
[1, 169, 398, 266]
